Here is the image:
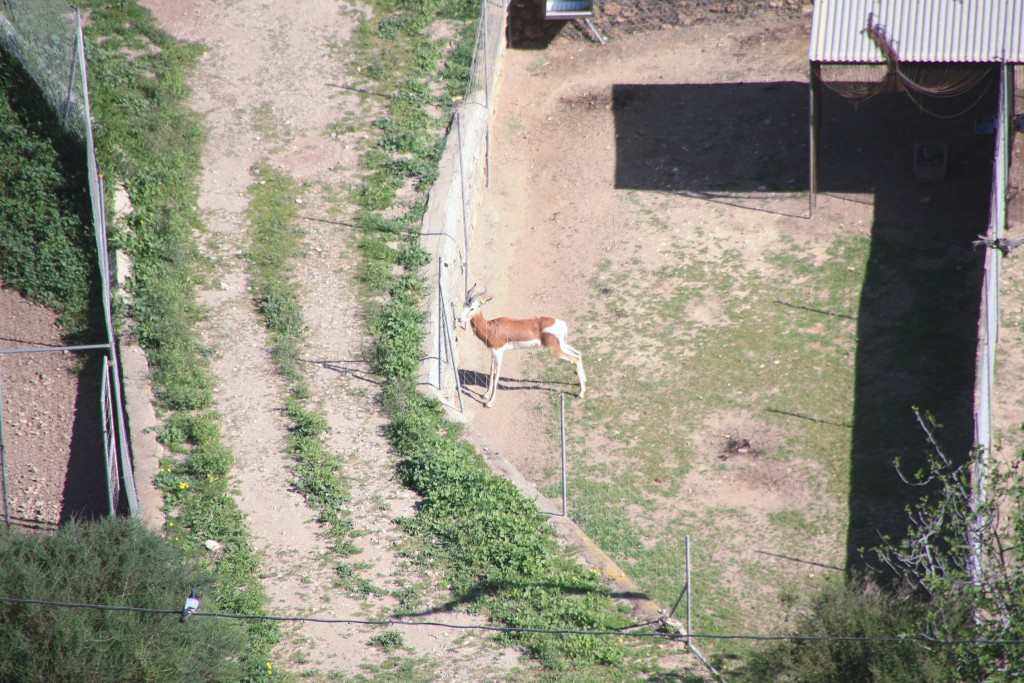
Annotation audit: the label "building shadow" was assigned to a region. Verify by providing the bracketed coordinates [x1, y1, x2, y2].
[819, 86, 993, 570]
[612, 77, 996, 571]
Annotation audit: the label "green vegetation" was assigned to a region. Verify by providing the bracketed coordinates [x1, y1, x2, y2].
[74, 1, 278, 678]
[0, 50, 94, 338]
[740, 429, 1024, 681]
[742, 577, 957, 683]
[0, 518, 249, 682]
[346, 0, 674, 676]
[368, 630, 406, 653]
[551, 223, 866, 650]
[246, 162, 356, 555]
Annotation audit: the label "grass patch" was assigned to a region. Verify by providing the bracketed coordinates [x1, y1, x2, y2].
[0, 518, 250, 682]
[246, 163, 358, 556]
[541, 209, 869, 658]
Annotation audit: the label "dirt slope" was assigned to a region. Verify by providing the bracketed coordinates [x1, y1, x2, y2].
[139, 0, 523, 678]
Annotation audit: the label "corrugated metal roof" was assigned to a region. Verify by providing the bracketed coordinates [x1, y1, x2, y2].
[810, 0, 1024, 64]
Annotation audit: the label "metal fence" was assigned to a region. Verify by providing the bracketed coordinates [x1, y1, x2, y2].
[969, 64, 1015, 582]
[421, 0, 508, 412]
[0, 0, 138, 525]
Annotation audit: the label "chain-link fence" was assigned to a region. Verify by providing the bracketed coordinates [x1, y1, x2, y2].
[0, 0, 87, 139]
[421, 0, 508, 413]
[0, 0, 138, 525]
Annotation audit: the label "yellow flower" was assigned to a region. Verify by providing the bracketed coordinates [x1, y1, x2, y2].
[179, 481, 190, 490]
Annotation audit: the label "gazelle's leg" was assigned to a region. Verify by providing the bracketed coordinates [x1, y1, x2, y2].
[485, 348, 504, 407]
[548, 334, 586, 398]
[575, 358, 586, 398]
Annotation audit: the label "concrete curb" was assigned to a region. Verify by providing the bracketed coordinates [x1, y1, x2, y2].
[119, 342, 165, 531]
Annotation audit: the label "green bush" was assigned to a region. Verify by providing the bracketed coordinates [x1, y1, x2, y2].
[742, 577, 957, 683]
[0, 51, 94, 337]
[0, 518, 248, 682]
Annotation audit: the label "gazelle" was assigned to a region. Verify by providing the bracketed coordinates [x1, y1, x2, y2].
[456, 284, 586, 408]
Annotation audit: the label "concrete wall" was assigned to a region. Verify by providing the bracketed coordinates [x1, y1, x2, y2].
[419, 5, 508, 416]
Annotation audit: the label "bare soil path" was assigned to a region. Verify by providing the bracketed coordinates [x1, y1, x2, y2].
[138, 0, 523, 678]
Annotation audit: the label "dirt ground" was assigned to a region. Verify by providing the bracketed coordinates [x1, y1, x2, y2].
[0, 284, 107, 528]
[136, 0, 532, 679]
[461, 7, 1023, 644]
[464, 15, 819, 518]
[4, 0, 1023, 676]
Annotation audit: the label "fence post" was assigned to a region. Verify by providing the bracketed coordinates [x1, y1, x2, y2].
[686, 534, 692, 646]
[561, 393, 567, 516]
[437, 260, 444, 391]
[482, 5, 491, 189]
[0, 362, 9, 528]
[439, 287, 465, 414]
[455, 111, 470, 294]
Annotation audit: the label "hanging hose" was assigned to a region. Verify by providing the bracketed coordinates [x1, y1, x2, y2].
[819, 13, 995, 119]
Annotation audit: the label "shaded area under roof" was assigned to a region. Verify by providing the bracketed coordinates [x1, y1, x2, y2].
[810, 0, 1024, 64]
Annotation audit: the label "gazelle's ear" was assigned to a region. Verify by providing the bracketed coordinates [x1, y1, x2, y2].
[484, 296, 494, 304]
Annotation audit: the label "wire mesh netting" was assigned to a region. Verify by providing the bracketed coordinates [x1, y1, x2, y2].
[0, 0, 137, 523]
[0, 0, 87, 140]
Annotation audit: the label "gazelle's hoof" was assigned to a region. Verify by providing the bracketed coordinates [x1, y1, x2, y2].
[484, 401, 494, 408]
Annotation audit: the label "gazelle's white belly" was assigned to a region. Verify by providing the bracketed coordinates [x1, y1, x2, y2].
[500, 339, 542, 351]
[543, 319, 567, 338]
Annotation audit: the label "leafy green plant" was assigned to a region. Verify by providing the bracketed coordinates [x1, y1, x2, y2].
[344, 1, 644, 670]
[0, 51, 95, 339]
[368, 631, 405, 653]
[245, 164, 358, 558]
[742, 577, 956, 683]
[869, 410, 1024, 681]
[0, 518, 249, 682]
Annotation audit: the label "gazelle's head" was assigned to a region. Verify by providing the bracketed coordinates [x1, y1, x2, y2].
[457, 283, 490, 329]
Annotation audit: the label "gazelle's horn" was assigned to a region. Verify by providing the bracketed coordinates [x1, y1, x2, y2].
[466, 283, 479, 301]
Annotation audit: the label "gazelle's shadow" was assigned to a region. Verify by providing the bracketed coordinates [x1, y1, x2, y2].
[457, 368, 577, 405]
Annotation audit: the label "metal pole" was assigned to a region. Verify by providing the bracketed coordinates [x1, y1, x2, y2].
[437, 261, 443, 391]
[561, 393, 567, 516]
[809, 63, 821, 218]
[440, 296, 465, 414]
[482, 7, 491, 189]
[686, 534, 692, 646]
[455, 111, 470, 294]
[482, 6, 490, 111]
[0, 360, 9, 528]
[100, 359, 115, 516]
[0, 343, 111, 356]
[77, 12, 138, 516]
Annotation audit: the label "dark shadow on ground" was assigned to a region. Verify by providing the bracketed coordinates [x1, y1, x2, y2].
[611, 76, 996, 571]
[60, 356, 109, 523]
[818, 85, 994, 570]
[612, 81, 808, 194]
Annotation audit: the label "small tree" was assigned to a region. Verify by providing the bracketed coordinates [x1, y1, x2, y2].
[745, 410, 1024, 681]
[870, 409, 1024, 680]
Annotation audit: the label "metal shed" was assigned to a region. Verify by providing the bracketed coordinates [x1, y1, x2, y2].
[808, 0, 1023, 211]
